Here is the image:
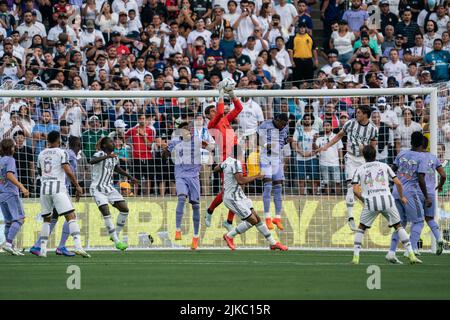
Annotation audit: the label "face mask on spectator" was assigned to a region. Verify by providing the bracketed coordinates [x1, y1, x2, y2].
[196, 74, 205, 81]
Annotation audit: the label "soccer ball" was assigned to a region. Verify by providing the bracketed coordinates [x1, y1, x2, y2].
[220, 78, 236, 93]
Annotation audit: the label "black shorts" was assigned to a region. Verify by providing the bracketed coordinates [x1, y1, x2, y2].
[154, 157, 174, 182]
[132, 159, 154, 180]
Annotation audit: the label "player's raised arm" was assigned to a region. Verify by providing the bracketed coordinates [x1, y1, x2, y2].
[226, 90, 243, 123]
[89, 152, 117, 165]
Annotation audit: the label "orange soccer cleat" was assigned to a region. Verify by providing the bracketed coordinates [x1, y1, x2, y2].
[272, 217, 284, 230]
[223, 233, 236, 250]
[175, 230, 182, 241]
[265, 218, 274, 230]
[191, 237, 199, 250]
[270, 242, 288, 251]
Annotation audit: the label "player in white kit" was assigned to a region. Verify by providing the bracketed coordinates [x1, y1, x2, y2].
[90, 137, 139, 251]
[36, 131, 90, 258]
[215, 145, 288, 251]
[319, 105, 378, 231]
[350, 145, 421, 265]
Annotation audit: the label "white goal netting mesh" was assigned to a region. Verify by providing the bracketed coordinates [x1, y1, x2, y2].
[0, 86, 448, 251]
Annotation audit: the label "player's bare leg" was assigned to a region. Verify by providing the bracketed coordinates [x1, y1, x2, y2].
[223, 209, 287, 251]
[99, 204, 127, 251]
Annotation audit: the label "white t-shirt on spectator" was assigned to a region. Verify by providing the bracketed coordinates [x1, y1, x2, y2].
[395, 121, 422, 151]
[293, 127, 319, 161]
[48, 25, 77, 42]
[242, 47, 259, 67]
[96, 13, 119, 33]
[274, 3, 297, 30]
[187, 29, 212, 47]
[163, 42, 184, 59]
[265, 27, 290, 46]
[112, 0, 139, 17]
[237, 98, 264, 136]
[224, 12, 240, 26]
[236, 15, 257, 44]
[64, 106, 84, 137]
[429, 13, 449, 35]
[383, 60, 407, 83]
[164, 34, 187, 50]
[79, 29, 105, 48]
[331, 31, 355, 55]
[128, 68, 153, 83]
[128, 18, 142, 33]
[17, 23, 47, 49]
[423, 33, 440, 50]
[316, 132, 343, 167]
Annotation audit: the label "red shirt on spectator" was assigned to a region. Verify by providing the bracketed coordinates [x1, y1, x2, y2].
[320, 114, 340, 130]
[125, 125, 155, 159]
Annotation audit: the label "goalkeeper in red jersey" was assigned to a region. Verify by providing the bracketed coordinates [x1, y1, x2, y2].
[204, 79, 244, 231]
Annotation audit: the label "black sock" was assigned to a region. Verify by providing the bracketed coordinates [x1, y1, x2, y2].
[207, 208, 212, 215]
[227, 220, 232, 224]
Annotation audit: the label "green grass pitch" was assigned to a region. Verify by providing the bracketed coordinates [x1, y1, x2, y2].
[1, 250, 449, 300]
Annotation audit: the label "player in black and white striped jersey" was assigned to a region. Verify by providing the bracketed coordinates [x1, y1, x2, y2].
[350, 145, 420, 265]
[36, 131, 90, 258]
[90, 137, 139, 251]
[318, 105, 378, 231]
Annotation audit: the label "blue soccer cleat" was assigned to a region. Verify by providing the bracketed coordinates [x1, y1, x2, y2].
[29, 246, 41, 256]
[56, 247, 75, 257]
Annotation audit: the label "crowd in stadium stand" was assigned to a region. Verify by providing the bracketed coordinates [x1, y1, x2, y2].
[0, 0, 449, 197]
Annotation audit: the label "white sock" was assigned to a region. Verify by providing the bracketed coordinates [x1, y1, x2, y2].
[40, 222, 50, 251]
[116, 212, 129, 236]
[353, 229, 364, 256]
[103, 215, 119, 243]
[227, 221, 252, 238]
[255, 221, 276, 245]
[68, 219, 82, 250]
[264, 212, 271, 219]
[346, 186, 354, 219]
[397, 227, 413, 255]
[275, 214, 281, 219]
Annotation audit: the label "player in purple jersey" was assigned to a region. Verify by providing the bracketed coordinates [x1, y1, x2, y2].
[164, 122, 203, 250]
[420, 137, 447, 255]
[29, 137, 82, 257]
[257, 113, 290, 231]
[387, 132, 429, 263]
[0, 138, 29, 255]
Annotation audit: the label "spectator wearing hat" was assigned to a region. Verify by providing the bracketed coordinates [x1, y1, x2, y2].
[16, 11, 46, 49]
[263, 14, 289, 47]
[321, 49, 339, 75]
[419, 69, 433, 84]
[47, 13, 77, 47]
[382, 32, 405, 58]
[379, 2, 399, 32]
[81, 115, 109, 160]
[287, 22, 318, 84]
[395, 8, 421, 48]
[424, 38, 450, 81]
[233, 0, 260, 44]
[79, 20, 105, 51]
[219, 25, 236, 58]
[233, 40, 252, 74]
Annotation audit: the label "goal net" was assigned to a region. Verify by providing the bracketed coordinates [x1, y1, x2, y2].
[0, 86, 446, 251]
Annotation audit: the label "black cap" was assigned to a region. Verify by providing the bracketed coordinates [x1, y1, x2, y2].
[56, 40, 64, 46]
[395, 34, 404, 39]
[111, 31, 121, 37]
[298, 22, 307, 28]
[234, 41, 243, 47]
[328, 49, 339, 56]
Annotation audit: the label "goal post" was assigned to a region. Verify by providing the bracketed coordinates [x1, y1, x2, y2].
[0, 87, 442, 251]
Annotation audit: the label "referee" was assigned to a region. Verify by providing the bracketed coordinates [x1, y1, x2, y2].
[287, 22, 319, 85]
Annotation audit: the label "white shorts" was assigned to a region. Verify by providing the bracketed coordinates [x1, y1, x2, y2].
[40, 192, 74, 217]
[91, 188, 124, 207]
[223, 197, 253, 220]
[345, 153, 365, 181]
[360, 205, 401, 228]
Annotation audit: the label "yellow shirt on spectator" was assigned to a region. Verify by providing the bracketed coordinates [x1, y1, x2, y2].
[292, 33, 315, 59]
[247, 149, 260, 177]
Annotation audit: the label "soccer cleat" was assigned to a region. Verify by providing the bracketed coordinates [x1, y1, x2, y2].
[223, 233, 236, 250]
[2, 244, 19, 256]
[351, 255, 360, 265]
[175, 230, 182, 241]
[56, 247, 76, 257]
[436, 240, 444, 256]
[115, 242, 128, 251]
[272, 217, 284, 230]
[270, 242, 288, 251]
[222, 220, 233, 232]
[385, 252, 403, 264]
[205, 212, 212, 228]
[191, 237, 199, 250]
[73, 249, 91, 258]
[408, 252, 422, 264]
[347, 217, 357, 231]
[265, 218, 274, 230]
[29, 246, 41, 256]
[14, 248, 24, 256]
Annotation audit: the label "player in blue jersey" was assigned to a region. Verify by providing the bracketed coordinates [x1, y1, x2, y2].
[257, 113, 290, 230]
[420, 136, 447, 255]
[165, 122, 204, 250]
[0, 138, 29, 255]
[386, 132, 429, 264]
